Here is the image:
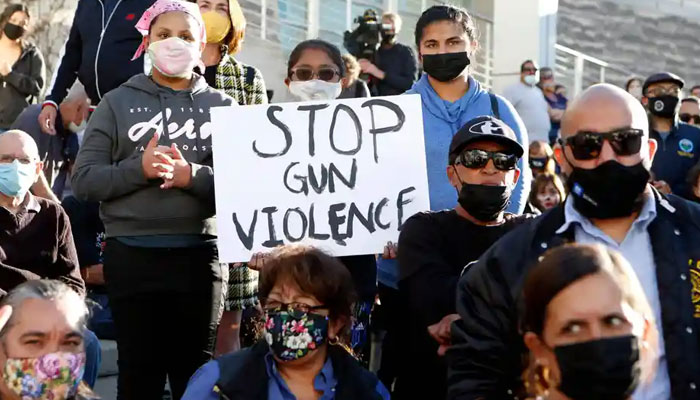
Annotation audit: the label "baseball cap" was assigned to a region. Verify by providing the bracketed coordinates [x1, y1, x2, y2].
[448, 116, 524, 164]
[643, 72, 685, 95]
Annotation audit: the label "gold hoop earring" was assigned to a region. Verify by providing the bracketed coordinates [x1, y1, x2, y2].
[328, 336, 339, 345]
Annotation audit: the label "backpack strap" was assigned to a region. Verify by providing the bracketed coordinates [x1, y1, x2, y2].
[489, 92, 501, 120]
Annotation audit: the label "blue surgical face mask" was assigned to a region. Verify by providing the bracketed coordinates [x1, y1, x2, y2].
[0, 160, 36, 199]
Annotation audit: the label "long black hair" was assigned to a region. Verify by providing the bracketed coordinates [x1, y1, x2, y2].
[287, 39, 346, 78]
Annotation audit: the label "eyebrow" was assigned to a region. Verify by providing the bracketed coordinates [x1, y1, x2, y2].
[20, 331, 47, 339]
[65, 331, 83, 340]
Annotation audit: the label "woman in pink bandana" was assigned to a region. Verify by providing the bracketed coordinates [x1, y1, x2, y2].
[71, 1, 235, 398]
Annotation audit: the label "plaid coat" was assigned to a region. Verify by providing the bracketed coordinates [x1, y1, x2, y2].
[215, 54, 267, 106]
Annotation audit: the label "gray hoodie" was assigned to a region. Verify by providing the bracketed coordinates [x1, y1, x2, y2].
[71, 73, 234, 238]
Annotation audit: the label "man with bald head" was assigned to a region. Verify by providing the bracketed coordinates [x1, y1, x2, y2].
[0, 130, 84, 298]
[447, 84, 700, 400]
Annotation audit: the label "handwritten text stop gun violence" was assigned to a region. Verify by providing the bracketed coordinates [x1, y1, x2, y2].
[232, 98, 419, 249]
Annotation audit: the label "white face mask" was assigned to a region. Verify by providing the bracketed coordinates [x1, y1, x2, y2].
[288, 80, 342, 101]
[629, 86, 643, 99]
[147, 37, 200, 79]
[68, 120, 87, 134]
[524, 75, 539, 86]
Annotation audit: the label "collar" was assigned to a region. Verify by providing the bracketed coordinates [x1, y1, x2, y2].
[263, 351, 335, 394]
[0, 192, 40, 215]
[556, 188, 657, 238]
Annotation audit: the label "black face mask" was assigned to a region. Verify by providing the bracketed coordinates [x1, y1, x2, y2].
[380, 30, 395, 44]
[457, 182, 511, 222]
[530, 157, 548, 170]
[3, 22, 24, 41]
[566, 160, 649, 219]
[554, 335, 641, 400]
[647, 95, 680, 119]
[422, 52, 470, 82]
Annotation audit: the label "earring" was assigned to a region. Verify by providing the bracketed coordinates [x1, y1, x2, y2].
[328, 336, 339, 345]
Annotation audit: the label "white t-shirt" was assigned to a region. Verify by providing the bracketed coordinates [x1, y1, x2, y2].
[502, 82, 551, 143]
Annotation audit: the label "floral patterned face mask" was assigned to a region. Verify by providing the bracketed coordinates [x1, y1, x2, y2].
[3, 352, 85, 399]
[264, 308, 329, 361]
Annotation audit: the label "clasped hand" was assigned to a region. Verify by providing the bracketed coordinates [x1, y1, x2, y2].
[141, 133, 192, 189]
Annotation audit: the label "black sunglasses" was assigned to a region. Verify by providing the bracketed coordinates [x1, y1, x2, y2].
[558, 128, 643, 161]
[455, 149, 518, 171]
[290, 67, 340, 82]
[680, 113, 700, 125]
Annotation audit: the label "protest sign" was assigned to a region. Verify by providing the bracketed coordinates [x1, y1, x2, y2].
[211, 94, 430, 262]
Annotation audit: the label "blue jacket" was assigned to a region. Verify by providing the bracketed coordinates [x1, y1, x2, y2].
[407, 74, 530, 212]
[45, 0, 153, 106]
[651, 121, 700, 198]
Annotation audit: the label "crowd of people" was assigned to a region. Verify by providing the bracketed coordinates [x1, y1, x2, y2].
[1, 0, 700, 400]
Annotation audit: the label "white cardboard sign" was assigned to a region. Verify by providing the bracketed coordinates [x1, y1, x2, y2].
[211, 94, 430, 262]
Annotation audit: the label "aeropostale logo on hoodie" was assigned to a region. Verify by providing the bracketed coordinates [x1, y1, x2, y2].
[127, 106, 212, 153]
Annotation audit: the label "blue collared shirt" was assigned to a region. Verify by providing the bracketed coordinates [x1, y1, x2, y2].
[181, 352, 391, 400]
[556, 194, 671, 400]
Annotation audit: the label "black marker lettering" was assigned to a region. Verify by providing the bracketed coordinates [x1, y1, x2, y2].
[283, 208, 308, 242]
[283, 162, 308, 195]
[232, 210, 257, 250]
[346, 202, 376, 239]
[361, 99, 406, 162]
[329, 104, 362, 155]
[374, 198, 391, 229]
[397, 186, 416, 229]
[328, 203, 349, 245]
[328, 158, 358, 192]
[253, 105, 292, 158]
[261, 206, 283, 247]
[308, 203, 330, 240]
[308, 164, 329, 194]
[298, 104, 329, 157]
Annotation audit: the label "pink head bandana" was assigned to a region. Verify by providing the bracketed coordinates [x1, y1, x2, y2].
[131, 0, 207, 61]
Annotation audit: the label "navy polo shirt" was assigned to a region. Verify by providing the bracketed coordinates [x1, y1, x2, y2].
[650, 121, 700, 198]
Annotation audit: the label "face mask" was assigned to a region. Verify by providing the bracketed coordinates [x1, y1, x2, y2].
[629, 86, 642, 99]
[554, 335, 641, 400]
[457, 182, 511, 222]
[202, 11, 231, 44]
[147, 37, 200, 79]
[524, 74, 539, 86]
[68, 120, 87, 134]
[0, 160, 36, 199]
[3, 23, 24, 41]
[264, 309, 329, 361]
[529, 157, 548, 170]
[422, 52, 470, 82]
[647, 95, 680, 119]
[3, 352, 85, 399]
[381, 30, 395, 44]
[567, 160, 649, 219]
[288, 80, 342, 101]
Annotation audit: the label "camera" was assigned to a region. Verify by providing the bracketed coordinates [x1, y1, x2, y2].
[343, 9, 391, 63]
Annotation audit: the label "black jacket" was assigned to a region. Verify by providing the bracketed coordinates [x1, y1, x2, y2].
[45, 0, 153, 106]
[371, 42, 418, 96]
[447, 189, 700, 400]
[0, 42, 44, 128]
[214, 340, 383, 400]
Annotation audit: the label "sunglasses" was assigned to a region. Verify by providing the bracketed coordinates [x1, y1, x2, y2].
[680, 113, 700, 125]
[522, 67, 538, 73]
[290, 67, 340, 82]
[263, 301, 328, 318]
[558, 128, 643, 160]
[455, 149, 518, 171]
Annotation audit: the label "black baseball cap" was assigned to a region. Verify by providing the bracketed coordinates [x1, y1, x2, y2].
[448, 116, 524, 164]
[643, 72, 685, 95]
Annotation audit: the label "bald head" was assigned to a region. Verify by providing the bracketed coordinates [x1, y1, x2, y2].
[0, 130, 40, 161]
[561, 84, 649, 139]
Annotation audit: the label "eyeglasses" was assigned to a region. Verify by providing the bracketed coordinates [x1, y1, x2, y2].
[455, 149, 519, 171]
[646, 86, 681, 97]
[558, 128, 644, 160]
[290, 67, 340, 82]
[522, 67, 538, 74]
[263, 300, 328, 318]
[0, 155, 34, 165]
[680, 113, 700, 125]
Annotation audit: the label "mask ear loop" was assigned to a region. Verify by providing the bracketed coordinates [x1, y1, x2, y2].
[451, 165, 466, 195]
